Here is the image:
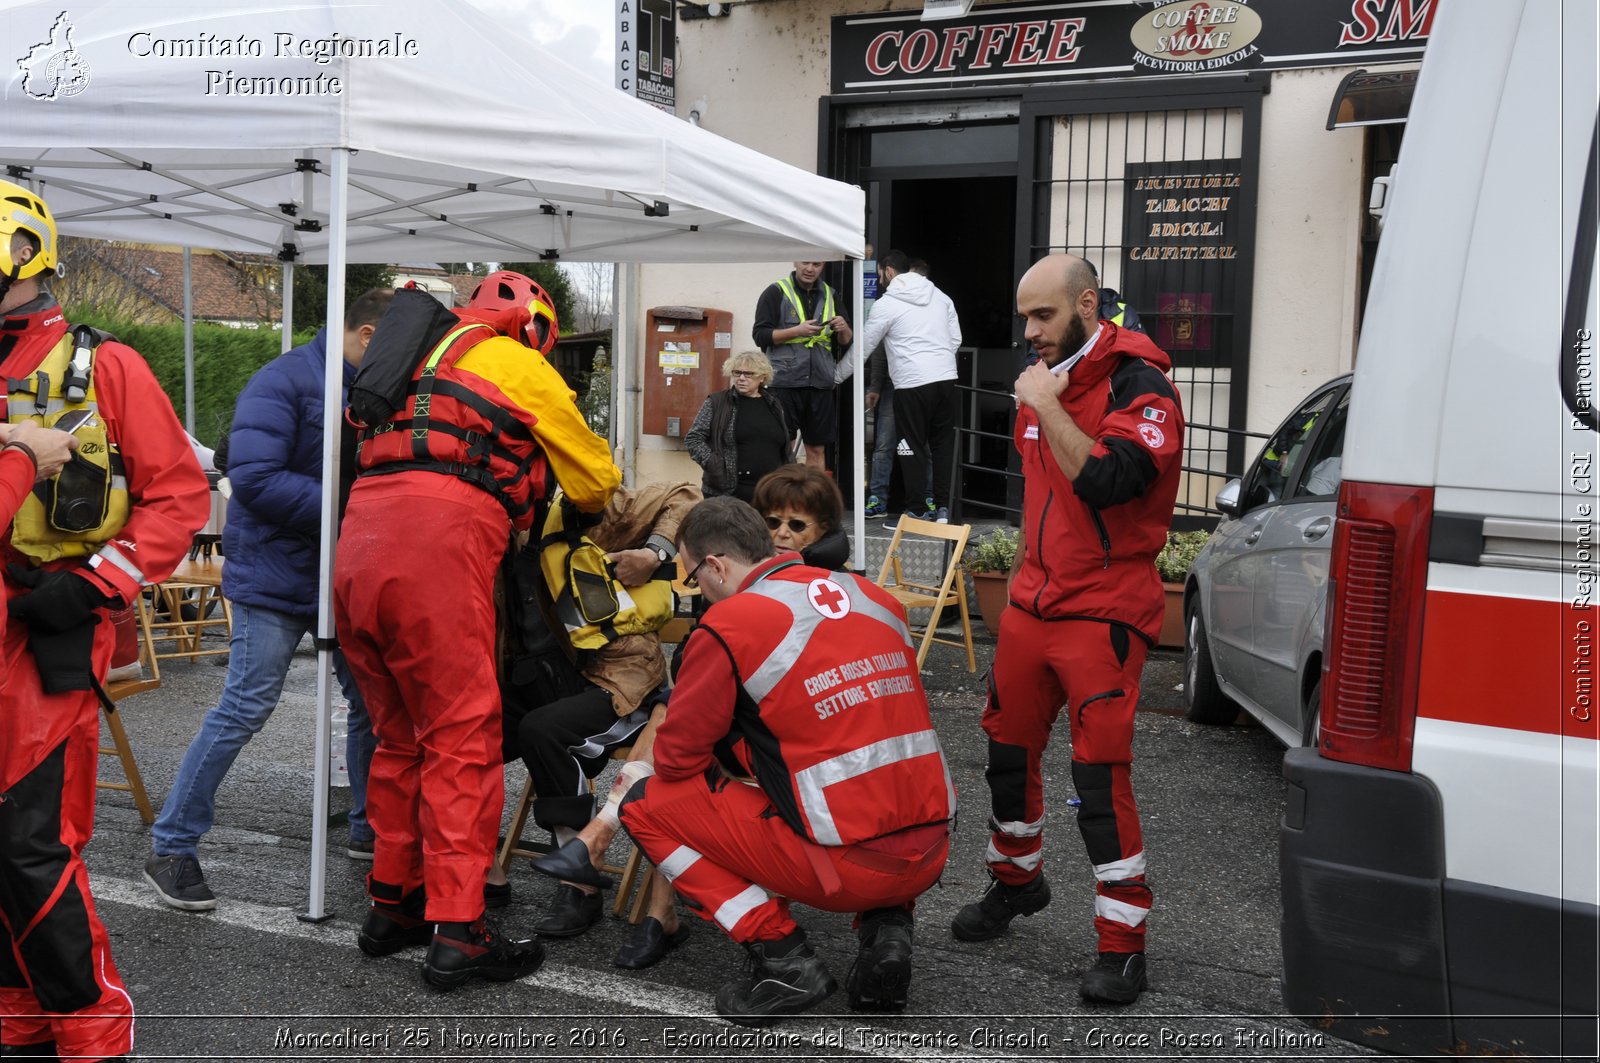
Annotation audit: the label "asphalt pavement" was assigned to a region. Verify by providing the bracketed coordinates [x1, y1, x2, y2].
[78, 621, 1384, 1063]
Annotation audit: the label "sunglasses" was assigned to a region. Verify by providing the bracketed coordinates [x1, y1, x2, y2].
[682, 553, 724, 590]
[765, 515, 816, 534]
[731, 370, 759, 378]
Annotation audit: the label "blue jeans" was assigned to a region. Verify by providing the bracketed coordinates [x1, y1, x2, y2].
[151, 602, 375, 856]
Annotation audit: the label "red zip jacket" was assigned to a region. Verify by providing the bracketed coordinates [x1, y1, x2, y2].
[1010, 322, 1185, 642]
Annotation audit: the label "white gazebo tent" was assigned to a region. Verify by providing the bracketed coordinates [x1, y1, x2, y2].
[1, 0, 866, 917]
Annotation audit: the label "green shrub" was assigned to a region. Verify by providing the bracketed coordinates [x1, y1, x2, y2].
[65, 312, 315, 447]
[963, 525, 1020, 574]
[1155, 529, 1211, 583]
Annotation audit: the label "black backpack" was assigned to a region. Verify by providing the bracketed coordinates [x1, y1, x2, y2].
[347, 287, 460, 428]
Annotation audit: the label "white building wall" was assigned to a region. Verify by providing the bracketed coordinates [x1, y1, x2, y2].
[634, 1, 1374, 484]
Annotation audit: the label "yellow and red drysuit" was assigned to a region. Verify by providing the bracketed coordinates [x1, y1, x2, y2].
[620, 555, 955, 943]
[334, 314, 617, 923]
[0, 299, 210, 1061]
[983, 322, 1184, 955]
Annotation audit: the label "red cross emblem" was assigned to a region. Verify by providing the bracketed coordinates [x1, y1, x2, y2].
[808, 578, 851, 620]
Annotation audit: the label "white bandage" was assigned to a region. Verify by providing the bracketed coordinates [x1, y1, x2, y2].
[596, 760, 655, 829]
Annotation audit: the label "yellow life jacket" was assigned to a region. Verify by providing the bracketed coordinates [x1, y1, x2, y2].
[538, 491, 673, 651]
[6, 326, 130, 563]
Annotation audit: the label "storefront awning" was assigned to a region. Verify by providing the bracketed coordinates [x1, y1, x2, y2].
[1327, 69, 1419, 129]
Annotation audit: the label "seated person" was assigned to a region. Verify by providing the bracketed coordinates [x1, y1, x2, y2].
[496, 481, 697, 938]
[537, 498, 954, 1024]
[751, 464, 849, 571]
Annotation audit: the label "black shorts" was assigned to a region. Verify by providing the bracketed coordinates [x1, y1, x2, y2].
[771, 386, 837, 447]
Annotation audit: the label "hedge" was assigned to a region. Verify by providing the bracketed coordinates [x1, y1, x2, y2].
[65, 313, 316, 447]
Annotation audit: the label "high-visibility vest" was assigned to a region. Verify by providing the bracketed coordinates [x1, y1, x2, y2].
[537, 491, 674, 651]
[356, 322, 548, 523]
[705, 559, 957, 846]
[775, 276, 836, 349]
[6, 326, 130, 563]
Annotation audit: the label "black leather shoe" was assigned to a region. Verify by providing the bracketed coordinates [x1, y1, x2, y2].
[421, 921, 545, 990]
[1080, 951, 1147, 1004]
[950, 873, 1051, 941]
[533, 883, 603, 938]
[847, 910, 914, 1012]
[0, 1040, 57, 1057]
[484, 879, 511, 909]
[529, 838, 613, 890]
[613, 916, 690, 969]
[357, 888, 432, 957]
[715, 933, 836, 1027]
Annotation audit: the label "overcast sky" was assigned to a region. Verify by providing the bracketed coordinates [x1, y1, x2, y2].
[464, 0, 613, 81]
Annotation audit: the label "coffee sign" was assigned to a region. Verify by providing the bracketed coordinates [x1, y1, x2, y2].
[1128, 2, 1264, 73]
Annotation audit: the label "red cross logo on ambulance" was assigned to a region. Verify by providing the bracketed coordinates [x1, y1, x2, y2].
[808, 578, 852, 620]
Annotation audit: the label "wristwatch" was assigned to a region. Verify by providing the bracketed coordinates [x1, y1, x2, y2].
[652, 545, 671, 564]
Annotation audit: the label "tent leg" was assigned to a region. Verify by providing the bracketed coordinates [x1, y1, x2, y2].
[301, 148, 349, 925]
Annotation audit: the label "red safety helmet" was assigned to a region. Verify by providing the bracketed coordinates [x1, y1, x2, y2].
[468, 270, 559, 354]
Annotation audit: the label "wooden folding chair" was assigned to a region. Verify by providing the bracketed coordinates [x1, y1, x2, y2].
[137, 555, 232, 667]
[98, 606, 163, 825]
[874, 514, 977, 672]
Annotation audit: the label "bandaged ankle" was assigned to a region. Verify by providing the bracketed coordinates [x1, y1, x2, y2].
[596, 760, 655, 828]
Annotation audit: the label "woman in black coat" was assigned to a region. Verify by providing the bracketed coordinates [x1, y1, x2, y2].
[684, 351, 794, 503]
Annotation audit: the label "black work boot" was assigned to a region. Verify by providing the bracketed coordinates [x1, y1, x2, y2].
[357, 884, 432, 957]
[950, 873, 1051, 941]
[715, 931, 837, 1027]
[0, 1040, 57, 1057]
[1079, 951, 1147, 1004]
[847, 908, 914, 1012]
[532, 883, 603, 938]
[422, 919, 545, 990]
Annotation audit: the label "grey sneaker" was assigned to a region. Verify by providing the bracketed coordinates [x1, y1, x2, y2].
[144, 854, 217, 911]
[934, 507, 950, 524]
[346, 837, 374, 861]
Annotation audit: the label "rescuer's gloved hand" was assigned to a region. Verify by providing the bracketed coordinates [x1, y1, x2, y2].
[25, 620, 100, 694]
[7, 564, 112, 633]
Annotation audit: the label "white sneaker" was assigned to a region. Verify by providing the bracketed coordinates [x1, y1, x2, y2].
[106, 661, 144, 683]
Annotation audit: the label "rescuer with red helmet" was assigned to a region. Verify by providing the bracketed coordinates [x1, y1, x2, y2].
[0, 178, 212, 1060]
[336, 270, 619, 990]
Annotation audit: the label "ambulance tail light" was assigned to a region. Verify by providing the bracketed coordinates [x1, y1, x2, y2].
[1319, 481, 1433, 772]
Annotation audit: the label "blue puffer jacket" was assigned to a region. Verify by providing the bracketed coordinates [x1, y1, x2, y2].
[221, 331, 354, 618]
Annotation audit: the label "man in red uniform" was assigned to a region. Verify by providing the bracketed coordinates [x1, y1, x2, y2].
[951, 253, 1184, 1006]
[336, 272, 619, 990]
[610, 496, 954, 1025]
[0, 179, 211, 1060]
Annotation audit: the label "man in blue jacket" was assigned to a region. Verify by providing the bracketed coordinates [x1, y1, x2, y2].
[143, 289, 393, 910]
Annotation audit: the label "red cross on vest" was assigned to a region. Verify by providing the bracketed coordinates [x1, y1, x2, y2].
[807, 578, 851, 620]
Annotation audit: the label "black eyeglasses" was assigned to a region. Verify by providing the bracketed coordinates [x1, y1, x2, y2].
[682, 553, 724, 590]
[730, 370, 758, 378]
[765, 515, 815, 534]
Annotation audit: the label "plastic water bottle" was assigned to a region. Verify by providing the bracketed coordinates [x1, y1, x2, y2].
[330, 701, 350, 788]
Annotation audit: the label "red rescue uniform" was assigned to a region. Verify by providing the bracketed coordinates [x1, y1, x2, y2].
[984, 322, 1184, 954]
[1, 300, 210, 1061]
[620, 555, 954, 943]
[335, 327, 617, 923]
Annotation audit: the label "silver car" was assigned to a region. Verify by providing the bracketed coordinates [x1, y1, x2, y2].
[1183, 375, 1352, 746]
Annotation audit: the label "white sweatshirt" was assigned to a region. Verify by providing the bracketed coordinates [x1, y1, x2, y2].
[839, 271, 961, 390]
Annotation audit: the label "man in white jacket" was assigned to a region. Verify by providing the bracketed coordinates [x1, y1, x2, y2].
[847, 250, 961, 525]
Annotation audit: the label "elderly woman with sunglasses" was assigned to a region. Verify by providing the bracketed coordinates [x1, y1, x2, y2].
[685, 351, 795, 503]
[750, 465, 850, 571]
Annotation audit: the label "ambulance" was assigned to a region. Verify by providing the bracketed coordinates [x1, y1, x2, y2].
[1278, 1, 1598, 1057]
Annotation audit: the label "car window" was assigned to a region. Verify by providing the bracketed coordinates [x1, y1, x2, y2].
[1241, 389, 1337, 512]
[1294, 389, 1349, 499]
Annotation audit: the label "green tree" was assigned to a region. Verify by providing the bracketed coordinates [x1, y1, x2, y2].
[291, 263, 395, 329]
[495, 262, 576, 332]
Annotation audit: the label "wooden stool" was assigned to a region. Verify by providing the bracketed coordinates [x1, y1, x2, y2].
[498, 748, 653, 923]
[97, 608, 162, 826]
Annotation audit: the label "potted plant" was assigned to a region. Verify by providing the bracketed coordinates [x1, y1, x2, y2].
[1154, 529, 1211, 648]
[962, 526, 1020, 636]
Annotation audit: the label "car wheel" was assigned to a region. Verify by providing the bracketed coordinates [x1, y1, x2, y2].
[1184, 599, 1237, 725]
[1303, 678, 1323, 748]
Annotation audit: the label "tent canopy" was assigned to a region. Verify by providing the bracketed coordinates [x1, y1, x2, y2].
[0, 0, 863, 263]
